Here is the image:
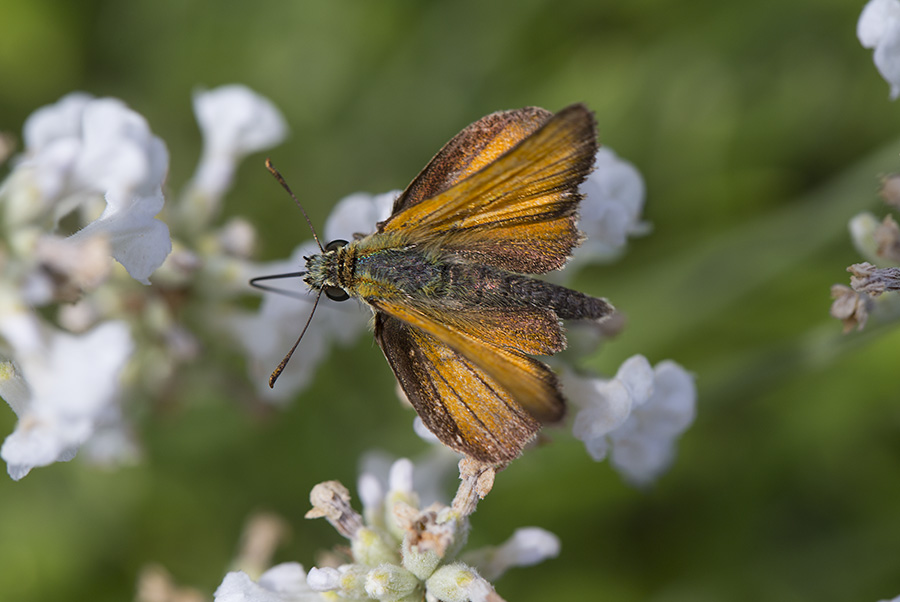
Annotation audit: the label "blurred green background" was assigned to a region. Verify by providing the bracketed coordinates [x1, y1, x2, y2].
[2, 0, 900, 601]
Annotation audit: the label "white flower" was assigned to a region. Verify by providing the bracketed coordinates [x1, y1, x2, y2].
[425, 563, 494, 602]
[565, 355, 696, 485]
[858, 0, 900, 99]
[18, 94, 169, 205]
[0, 309, 134, 480]
[323, 190, 398, 243]
[17, 92, 93, 205]
[214, 563, 323, 602]
[462, 527, 560, 581]
[190, 85, 288, 202]
[228, 242, 369, 403]
[6, 93, 172, 285]
[568, 147, 648, 270]
[69, 187, 172, 284]
[74, 98, 169, 199]
[359, 449, 457, 514]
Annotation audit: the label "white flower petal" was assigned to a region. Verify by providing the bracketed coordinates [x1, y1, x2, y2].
[305, 567, 340, 592]
[75, 98, 169, 198]
[388, 458, 414, 494]
[189, 85, 287, 202]
[258, 563, 317, 596]
[858, 0, 900, 48]
[873, 20, 900, 99]
[22, 92, 93, 153]
[608, 360, 697, 485]
[194, 85, 288, 158]
[567, 357, 696, 483]
[565, 372, 633, 449]
[0, 362, 30, 417]
[215, 565, 321, 602]
[69, 188, 172, 284]
[0, 318, 134, 480]
[465, 527, 560, 580]
[359, 448, 455, 510]
[357, 472, 384, 514]
[569, 147, 648, 267]
[323, 190, 399, 243]
[614, 354, 654, 405]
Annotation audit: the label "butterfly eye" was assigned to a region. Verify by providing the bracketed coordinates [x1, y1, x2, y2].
[325, 239, 348, 252]
[325, 286, 349, 302]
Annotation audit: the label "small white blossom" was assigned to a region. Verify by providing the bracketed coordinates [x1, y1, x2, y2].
[190, 85, 288, 202]
[569, 147, 649, 270]
[17, 92, 93, 204]
[74, 98, 169, 199]
[565, 355, 696, 485]
[462, 527, 560, 581]
[359, 450, 458, 513]
[425, 563, 494, 602]
[6, 93, 172, 284]
[323, 190, 398, 243]
[215, 563, 322, 602]
[70, 188, 172, 284]
[0, 311, 133, 480]
[858, 0, 900, 99]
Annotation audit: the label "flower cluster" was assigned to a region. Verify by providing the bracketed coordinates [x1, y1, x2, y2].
[215, 457, 560, 602]
[859, 0, 900, 99]
[0, 85, 288, 479]
[0, 93, 172, 479]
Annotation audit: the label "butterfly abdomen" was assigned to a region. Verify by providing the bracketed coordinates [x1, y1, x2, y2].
[438, 262, 612, 322]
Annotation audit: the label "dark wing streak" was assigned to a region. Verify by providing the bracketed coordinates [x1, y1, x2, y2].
[427, 356, 507, 451]
[454, 351, 530, 424]
[391, 107, 553, 214]
[399, 143, 561, 229]
[374, 314, 466, 446]
[383, 105, 594, 235]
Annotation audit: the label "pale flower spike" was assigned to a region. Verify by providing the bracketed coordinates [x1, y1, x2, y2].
[0, 312, 133, 480]
[189, 84, 289, 205]
[571, 147, 649, 268]
[0, 85, 288, 478]
[215, 458, 544, 602]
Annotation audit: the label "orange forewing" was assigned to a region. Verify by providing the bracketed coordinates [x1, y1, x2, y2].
[379, 104, 597, 274]
[388, 106, 553, 214]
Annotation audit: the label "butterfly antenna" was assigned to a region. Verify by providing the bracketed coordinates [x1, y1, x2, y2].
[265, 158, 324, 252]
[269, 288, 323, 388]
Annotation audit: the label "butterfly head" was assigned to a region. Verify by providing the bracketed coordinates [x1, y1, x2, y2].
[304, 238, 351, 302]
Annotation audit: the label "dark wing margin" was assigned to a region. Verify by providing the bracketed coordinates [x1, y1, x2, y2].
[375, 313, 541, 464]
[380, 104, 598, 274]
[388, 107, 554, 215]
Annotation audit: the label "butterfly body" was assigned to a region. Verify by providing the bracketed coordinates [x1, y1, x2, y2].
[299, 104, 613, 464]
[306, 239, 609, 330]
